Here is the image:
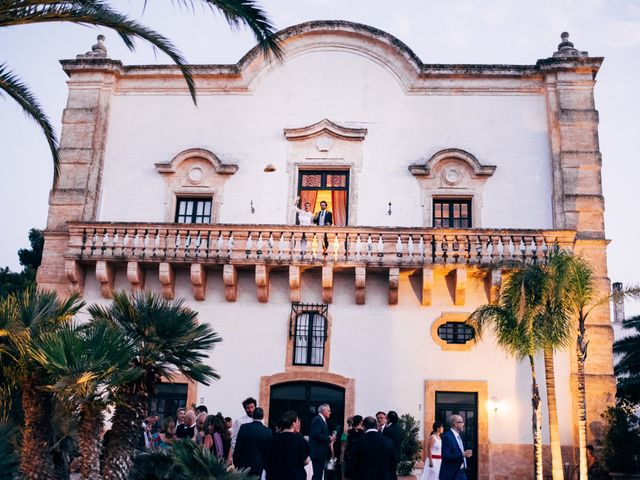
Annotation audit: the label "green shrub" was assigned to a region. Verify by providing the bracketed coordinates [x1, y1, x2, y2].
[397, 413, 422, 476]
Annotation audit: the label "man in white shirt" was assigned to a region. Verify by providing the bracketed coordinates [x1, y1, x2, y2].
[231, 396, 257, 450]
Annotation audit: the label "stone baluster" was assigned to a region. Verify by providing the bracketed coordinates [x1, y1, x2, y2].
[331, 233, 340, 261]
[165, 229, 176, 258]
[534, 236, 545, 263]
[479, 235, 491, 264]
[156, 229, 168, 259]
[121, 230, 130, 258]
[355, 234, 363, 260]
[256, 232, 264, 257]
[246, 232, 254, 258]
[89, 229, 98, 256]
[366, 234, 373, 260]
[523, 236, 534, 263]
[418, 235, 426, 264]
[489, 235, 501, 264]
[376, 235, 384, 259]
[267, 232, 275, 259]
[227, 232, 235, 260]
[396, 235, 404, 259]
[215, 231, 224, 259]
[407, 235, 415, 261]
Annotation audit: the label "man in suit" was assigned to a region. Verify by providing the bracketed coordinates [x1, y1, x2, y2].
[309, 403, 336, 480]
[232, 407, 272, 476]
[439, 414, 472, 480]
[382, 411, 405, 479]
[347, 416, 396, 480]
[313, 201, 333, 226]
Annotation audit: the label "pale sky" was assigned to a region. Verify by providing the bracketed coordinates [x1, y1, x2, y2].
[1, 0, 638, 315]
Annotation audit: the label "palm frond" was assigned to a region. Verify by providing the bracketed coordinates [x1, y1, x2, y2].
[0, 1, 197, 104]
[179, 0, 283, 61]
[0, 63, 60, 183]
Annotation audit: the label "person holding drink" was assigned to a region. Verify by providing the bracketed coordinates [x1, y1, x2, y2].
[439, 415, 472, 480]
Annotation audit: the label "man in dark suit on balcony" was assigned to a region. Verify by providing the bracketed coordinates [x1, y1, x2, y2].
[313, 201, 333, 226]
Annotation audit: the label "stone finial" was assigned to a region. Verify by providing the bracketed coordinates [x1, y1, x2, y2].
[552, 31, 588, 58]
[76, 34, 109, 59]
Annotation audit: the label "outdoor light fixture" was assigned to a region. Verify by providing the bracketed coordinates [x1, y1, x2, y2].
[264, 163, 276, 172]
[388, 201, 392, 215]
[250, 200, 255, 214]
[488, 396, 501, 413]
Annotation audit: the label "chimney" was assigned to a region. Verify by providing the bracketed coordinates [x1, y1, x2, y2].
[612, 282, 625, 323]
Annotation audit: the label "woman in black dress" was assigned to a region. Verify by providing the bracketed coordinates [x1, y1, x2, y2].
[266, 410, 310, 480]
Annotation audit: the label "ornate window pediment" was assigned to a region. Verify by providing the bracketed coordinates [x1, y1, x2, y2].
[409, 149, 496, 228]
[155, 148, 238, 223]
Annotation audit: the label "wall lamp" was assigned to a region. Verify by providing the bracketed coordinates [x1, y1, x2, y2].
[388, 201, 392, 215]
[488, 396, 501, 413]
[250, 200, 255, 214]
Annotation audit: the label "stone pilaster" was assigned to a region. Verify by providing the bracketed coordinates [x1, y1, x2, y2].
[539, 33, 613, 445]
[37, 38, 121, 295]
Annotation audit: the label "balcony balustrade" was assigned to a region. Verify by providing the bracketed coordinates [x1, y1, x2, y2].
[63, 222, 576, 304]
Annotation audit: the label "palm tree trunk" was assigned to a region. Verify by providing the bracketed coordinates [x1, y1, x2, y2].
[544, 347, 564, 480]
[78, 404, 104, 480]
[576, 324, 588, 480]
[529, 355, 544, 480]
[20, 375, 56, 480]
[101, 391, 146, 480]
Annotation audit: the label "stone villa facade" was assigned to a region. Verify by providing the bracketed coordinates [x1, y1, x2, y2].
[36, 22, 613, 479]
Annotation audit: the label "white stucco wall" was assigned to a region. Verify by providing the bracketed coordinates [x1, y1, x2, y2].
[98, 50, 553, 229]
[80, 266, 573, 446]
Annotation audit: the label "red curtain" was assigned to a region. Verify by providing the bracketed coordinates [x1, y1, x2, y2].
[331, 190, 347, 226]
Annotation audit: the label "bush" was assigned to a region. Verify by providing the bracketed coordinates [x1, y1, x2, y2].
[397, 413, 422, 476]
[602, 400, 640, 473]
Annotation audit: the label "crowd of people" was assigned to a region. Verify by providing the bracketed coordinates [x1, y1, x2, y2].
[138, 397, 477, 480]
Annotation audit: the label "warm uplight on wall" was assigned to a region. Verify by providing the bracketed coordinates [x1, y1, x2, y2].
[488, 396, 501, 413]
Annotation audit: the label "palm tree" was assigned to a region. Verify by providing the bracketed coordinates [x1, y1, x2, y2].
[468, 267, 546, 480]
[614, 314, 640, 405]
[534, 252, 575, 480]
[0, 288, 84, 480]
[0, 0, 282, 184]
[90, 291, 222, 480]
[28, 321, 140, 480]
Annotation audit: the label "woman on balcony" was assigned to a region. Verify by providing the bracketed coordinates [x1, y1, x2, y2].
[293, 196, 314, 226]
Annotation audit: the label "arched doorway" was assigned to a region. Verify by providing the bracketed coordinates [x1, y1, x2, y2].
[268, 382, 345, 437]
[259, 371, 355, 437]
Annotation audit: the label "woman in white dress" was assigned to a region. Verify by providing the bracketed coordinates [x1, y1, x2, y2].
[293, 196, 314, 226]
[421, 421, 444, 480]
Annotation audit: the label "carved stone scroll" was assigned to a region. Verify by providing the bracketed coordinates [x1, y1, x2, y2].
[65, 260, 85, 294]
[355, 267, 366, 305]
[190, 264, 207, 301]
[322, 266, 333, 304]
[422, 268, 433, 306]
[95, 260, 114, 299]
[289, 266, 301, 302]
[223, 264, 238, 302]
[256, 265, 270, 303]
[159, 262, 175, 300]
[127, 261, 145, 292]
[389, 267, 400, 305]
